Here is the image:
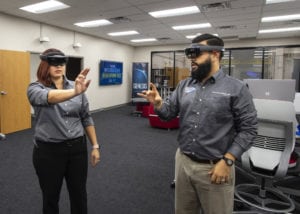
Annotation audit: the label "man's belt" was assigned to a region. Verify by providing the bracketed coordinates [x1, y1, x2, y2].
[183, 152, 220, 164]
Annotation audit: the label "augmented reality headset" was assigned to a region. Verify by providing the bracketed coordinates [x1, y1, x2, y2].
[185, 44, 225, 59]
[40, 51, 68, 66]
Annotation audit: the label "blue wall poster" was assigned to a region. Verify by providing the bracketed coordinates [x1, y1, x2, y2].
[132, 62, 148, 98]
[99, 60, 123, 85]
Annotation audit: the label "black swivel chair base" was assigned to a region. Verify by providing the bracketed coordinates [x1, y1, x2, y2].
[235, 183, 295, 213]
[275, 176, 300, 212]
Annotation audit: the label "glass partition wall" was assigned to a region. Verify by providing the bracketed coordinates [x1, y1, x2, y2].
[151, 46, 300, 92]
[151, 51, 190, 98]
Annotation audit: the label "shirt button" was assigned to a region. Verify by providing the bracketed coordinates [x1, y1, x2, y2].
[65, 121, 68, 123]
[192, 139, 196, 142]
[202, 86, 205, 89]
[68, 130, 71, 133]
[195, 125, 197, 128]
[196, 112, 200, 115]
[199, 99, 202, 102]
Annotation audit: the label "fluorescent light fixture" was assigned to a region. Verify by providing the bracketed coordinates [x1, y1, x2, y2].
[173, 23, 211, 30]
[20, 0, 70, 14]
[149, 6, 200, 18]
[266, 0, 295, 4]
[259, 26, 300, 33]
[74, 19, 113, 27]
[108, 31, 139, 36]
[131, 38, 157, 43]
[186, 33, 218, 39]
[262, 14, 300, 22]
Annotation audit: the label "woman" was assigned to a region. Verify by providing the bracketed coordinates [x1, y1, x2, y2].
[27, 48, 100, 214]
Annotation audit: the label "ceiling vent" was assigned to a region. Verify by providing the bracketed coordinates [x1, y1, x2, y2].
[201, 1, 231, 12]
[286, 20, 300, 24]
[216, 25, 236, 30]
[221, 36, 239, 41]
[157, 37, 171, 41]
[109, 16, 131, 23]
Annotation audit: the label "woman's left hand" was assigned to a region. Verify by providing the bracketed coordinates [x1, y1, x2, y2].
[91, 149, 100, 167]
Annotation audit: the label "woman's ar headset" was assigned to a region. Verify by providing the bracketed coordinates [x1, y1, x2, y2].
[40, 51, 69, 66]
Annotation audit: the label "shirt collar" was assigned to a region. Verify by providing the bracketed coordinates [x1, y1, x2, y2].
[211, 68, 225, 83]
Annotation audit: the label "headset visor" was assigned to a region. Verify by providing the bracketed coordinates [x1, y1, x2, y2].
[40, 52, 68, 66]
[185, 44, 224, 59]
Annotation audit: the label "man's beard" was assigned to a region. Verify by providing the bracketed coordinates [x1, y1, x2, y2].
[191, 57, 212, 82]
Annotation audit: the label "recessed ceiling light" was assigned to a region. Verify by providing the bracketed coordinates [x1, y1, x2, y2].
[259, 26, 300, 33]
[262, 14, 300, 22]
[172, 23, 211, 30]
[108, 31, 139, 36]
[20, 0, 70, 14]
[149, 6, 200, 18]
[266, 0, 295, 4]
[74, 19, 113, 27]
[131, 38, 157, 43]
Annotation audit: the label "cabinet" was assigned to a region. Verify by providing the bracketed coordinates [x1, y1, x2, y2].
[151, 67, 190, 89]
[151, 51, 191, 98]
[151, 67, 174, 89]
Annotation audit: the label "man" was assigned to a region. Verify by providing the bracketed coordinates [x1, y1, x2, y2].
[138, 34, 257, 214]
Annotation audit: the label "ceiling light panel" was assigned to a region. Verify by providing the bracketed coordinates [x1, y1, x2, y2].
[266, 0, 296, 4]
[172, 23, 211, 30]
[108, 31, 139, 36]
[149, 6, 200, 18]
[131, 38, 157, 43]
[262, 14, 300, 22]
[19, 0, 70, 14]
[259, 26, 300, 33]
[74, 19, 113, 27]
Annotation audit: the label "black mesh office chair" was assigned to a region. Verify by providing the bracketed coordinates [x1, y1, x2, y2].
[234, 99, 297, 213]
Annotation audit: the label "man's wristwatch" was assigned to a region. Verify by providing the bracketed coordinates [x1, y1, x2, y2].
[222, 156, 234, 166]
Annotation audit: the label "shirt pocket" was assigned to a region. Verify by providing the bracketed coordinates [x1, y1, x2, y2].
[204, 93, 232, 119]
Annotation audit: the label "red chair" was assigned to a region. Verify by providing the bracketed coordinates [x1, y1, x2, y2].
[147, 105, 179, 130]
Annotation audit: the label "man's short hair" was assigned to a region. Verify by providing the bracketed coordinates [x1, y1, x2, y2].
[192, 34, 224, 47]
[191, 34, 224, 60]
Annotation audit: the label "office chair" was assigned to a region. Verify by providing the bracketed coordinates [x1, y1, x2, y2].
[234, 99, 297, 213]
[147, 104, 179, 130]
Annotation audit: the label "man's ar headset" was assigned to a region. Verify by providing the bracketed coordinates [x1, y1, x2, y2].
[40, 51, 68, 66]
[185, 44, 225, 59]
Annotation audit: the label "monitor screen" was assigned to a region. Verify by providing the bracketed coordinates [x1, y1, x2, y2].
[243, 79, 296, 102]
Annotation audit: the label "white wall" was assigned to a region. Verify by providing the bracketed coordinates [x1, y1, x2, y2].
[0, 13, 134, 111]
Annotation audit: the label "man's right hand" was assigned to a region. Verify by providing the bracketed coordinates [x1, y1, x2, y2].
[137, 83, 162, 109]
